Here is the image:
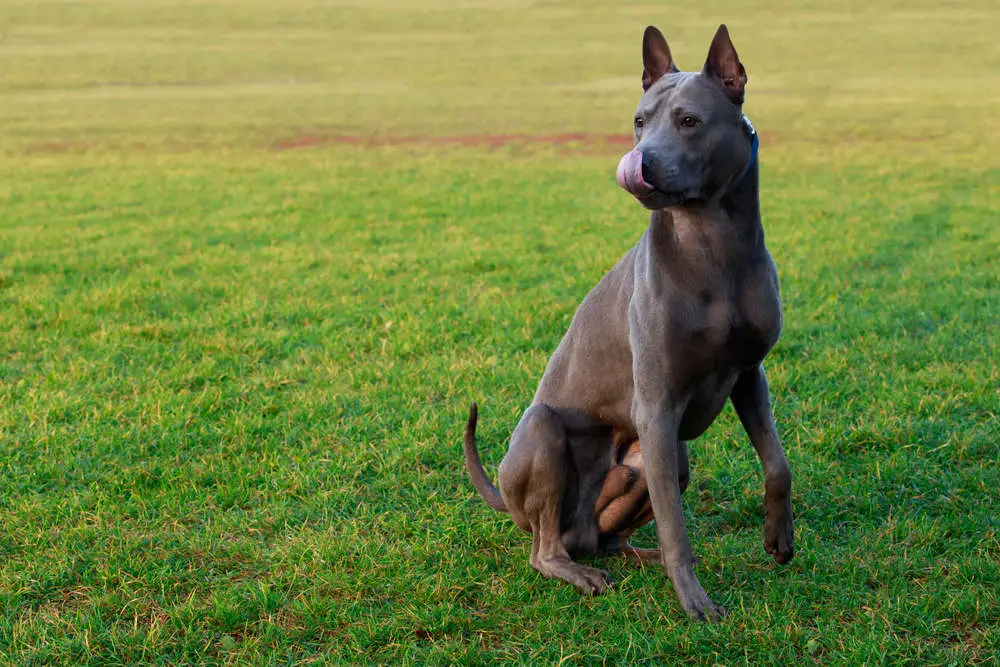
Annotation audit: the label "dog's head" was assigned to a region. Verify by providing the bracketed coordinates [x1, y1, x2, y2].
[617, 25, 757, 210]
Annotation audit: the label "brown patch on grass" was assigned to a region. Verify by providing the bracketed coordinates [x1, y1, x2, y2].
[132, 604, 170, 631]
[270, 132, 634, 153]
[18, 130, 785, 155]
[23, 141, 94, 154]
[413, 627, 438, 641]
[268, 607, 306, 633]
[24, 586, 95, 625]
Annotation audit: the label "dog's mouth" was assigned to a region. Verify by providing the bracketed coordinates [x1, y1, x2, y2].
[615, 148, 685, 209]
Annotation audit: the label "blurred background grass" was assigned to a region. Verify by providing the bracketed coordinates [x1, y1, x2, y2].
[3, 0, 998, 163]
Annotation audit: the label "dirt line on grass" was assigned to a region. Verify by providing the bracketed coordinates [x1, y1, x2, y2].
[269, 132, 637, 153]
[22, 141, 95, 154]
[17, 131, 787, 155]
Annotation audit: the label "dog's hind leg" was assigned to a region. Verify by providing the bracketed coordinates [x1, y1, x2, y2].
[600, 534, 661, 566]
[498, 404, 614, 595]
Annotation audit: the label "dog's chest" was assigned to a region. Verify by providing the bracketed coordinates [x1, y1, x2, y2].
[671, 289, 780, 440]
[708, 294, 780, 366]
[683, 281, 782, 372]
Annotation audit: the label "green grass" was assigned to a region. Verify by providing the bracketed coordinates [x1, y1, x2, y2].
[1, 0, 999, 663]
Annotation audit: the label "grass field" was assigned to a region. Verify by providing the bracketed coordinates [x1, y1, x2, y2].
[2, 0, 999, 663]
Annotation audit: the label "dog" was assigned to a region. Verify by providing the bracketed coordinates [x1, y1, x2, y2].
[463, 24, 794, 621]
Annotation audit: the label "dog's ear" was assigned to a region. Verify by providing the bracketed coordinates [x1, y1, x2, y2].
[703, 24, 747, 104]
[642, 26, 678, 91]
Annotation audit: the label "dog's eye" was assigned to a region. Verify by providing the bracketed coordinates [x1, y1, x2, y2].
[680, 115, 699, 129]
[634, 116, 644, 130]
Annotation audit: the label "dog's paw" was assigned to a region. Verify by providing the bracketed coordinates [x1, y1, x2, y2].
[764, 501, 794, 564]
[571, 565, 615, 595]
[532, 557, 614, 595]
[683, 597, 727, 623]
[670, 565, 727, 622]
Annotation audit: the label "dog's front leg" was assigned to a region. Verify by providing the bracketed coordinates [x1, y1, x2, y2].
[632, 399, 725, 622]
[730, 365, 794, 564]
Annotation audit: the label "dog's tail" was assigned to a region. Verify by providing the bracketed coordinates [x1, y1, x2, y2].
[463, 402, 508, 512]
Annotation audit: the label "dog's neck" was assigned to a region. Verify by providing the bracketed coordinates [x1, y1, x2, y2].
[646, 167, 764, 285]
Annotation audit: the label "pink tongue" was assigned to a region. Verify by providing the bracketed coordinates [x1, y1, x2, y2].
[616, 148, 655, 198]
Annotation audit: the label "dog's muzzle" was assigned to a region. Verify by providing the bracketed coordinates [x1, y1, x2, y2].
[615, 148, 657, 203]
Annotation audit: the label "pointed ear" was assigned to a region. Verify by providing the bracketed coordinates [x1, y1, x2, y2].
[703, 24, 747, 104]
[642, 26, 678, 91]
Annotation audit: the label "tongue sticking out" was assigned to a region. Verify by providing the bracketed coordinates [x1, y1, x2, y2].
[616, 148, 656, 200]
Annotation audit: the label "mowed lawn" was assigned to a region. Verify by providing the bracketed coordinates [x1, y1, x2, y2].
[1, 0, 999, 663]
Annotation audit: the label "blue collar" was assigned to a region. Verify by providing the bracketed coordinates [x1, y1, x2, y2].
[735, 115, 759, 185]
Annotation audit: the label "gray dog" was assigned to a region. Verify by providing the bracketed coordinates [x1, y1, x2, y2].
[463, 24, 794, 621]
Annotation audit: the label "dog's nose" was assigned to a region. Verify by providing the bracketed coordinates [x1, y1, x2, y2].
[640, 153, 654, 188]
